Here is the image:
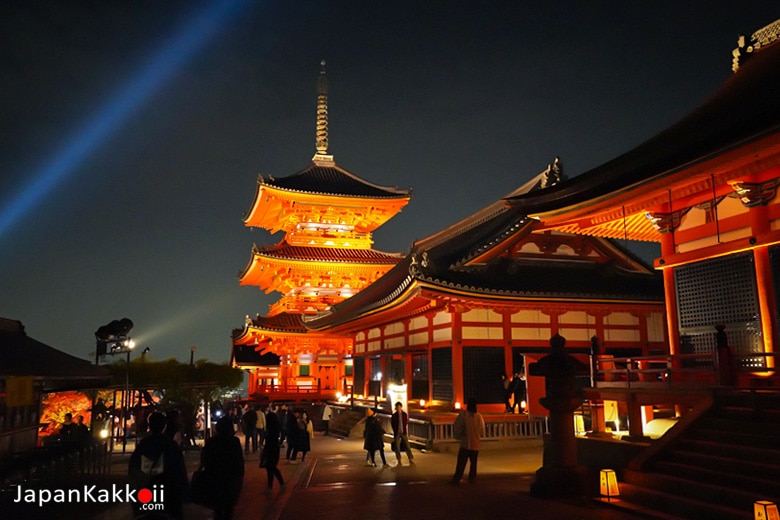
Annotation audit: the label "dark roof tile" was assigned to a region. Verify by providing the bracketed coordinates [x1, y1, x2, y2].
[263, 161, 410, 199]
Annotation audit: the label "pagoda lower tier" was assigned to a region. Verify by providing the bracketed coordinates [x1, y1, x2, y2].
[233, 312, 352, 399]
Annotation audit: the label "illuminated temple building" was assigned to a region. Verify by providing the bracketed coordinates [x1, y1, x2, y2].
[504, 19, 780, 388]
[305, 162, 666, 414]
[235, 18, 780, 422]
[232, 63, 411, 398]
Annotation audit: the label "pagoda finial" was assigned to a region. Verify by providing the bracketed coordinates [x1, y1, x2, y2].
[315, 59, 329, 157]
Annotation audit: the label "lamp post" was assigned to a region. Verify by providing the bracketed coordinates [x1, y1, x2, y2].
[108, 339, 136, 454]
[121, 339, 135, 454]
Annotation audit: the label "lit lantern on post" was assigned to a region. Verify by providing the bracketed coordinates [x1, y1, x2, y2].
[454, 401, 461, 410]
[599, 469, 620, 500]
[755, 501, 780, 520]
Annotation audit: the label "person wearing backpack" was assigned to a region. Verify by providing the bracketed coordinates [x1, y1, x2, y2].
[129, 411, 188, 519]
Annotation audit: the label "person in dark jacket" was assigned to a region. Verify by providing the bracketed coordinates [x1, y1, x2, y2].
[390, 402, 414, 466]
[363, 408, 387, 467]
[261, 407, 285, 494]
[285, 409, 301, 461]
[241, 406, 258, 454]
[510, 372, 527, 413]
[199, 416, 244, 520]
[129, 411, 188, 519]
[290, 411, 313, 463]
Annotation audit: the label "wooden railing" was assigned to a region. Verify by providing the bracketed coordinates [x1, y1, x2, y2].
[1, 439, 109, 490]
[592, 352, 779, 389]
[375, 412, 547, 450]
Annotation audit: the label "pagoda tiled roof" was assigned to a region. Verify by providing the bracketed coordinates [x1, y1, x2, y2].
[249, 312, 308, 334]
[261, 160, 411, 199]
[503, 34, 780, 215]
[252, 241, 403, 264]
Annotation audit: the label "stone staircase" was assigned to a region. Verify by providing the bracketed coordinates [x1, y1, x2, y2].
[328, 408, 365, 438]
[617, 390, 780, 520]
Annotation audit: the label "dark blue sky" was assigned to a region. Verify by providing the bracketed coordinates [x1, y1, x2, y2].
[1, 1, 777, 363]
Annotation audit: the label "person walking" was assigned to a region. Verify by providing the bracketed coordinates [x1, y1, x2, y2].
[501, 373, 512, 412]
[277, 404, 289, 447]
[511, 372, 527, 413]
[129, 411, 188, 519]
[261, 406, 285, 494]
[165, 408, 184, 448]
[199, 416, 244, 520]
[390, 402, 414, 466]
[285, 409, 301, 462]
[449, 399, 486, 485]
[363, 408, 388, 467]
[291, 411, 314, 463]
[241, 405, 258, 454]
[321, 403, 333, 435]
[255, 404, 267, 443]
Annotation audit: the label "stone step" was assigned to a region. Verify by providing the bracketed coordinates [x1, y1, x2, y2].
[711, 407, 780, 424]
[667, 440, 780, 470]
[654, 459, 780, 498]
[687, 425, 778, 449]
[611, 481, 752, 520]
[623, 468, 772, 513]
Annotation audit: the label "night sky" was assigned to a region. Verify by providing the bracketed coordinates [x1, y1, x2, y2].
[1, 1, 777, 365]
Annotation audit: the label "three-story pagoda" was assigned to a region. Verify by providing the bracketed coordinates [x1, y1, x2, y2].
[233, 62, 410, 398]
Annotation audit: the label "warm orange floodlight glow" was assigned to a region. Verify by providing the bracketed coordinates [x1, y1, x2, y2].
[600, 469, 620, 500]
[755, 500, 780, 520]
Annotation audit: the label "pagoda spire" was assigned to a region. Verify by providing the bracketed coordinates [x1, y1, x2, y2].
[314, 60, 332, 161]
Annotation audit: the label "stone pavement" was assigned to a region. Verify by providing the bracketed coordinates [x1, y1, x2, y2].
[17, 434, 650, 520]
[236, 434, 648, 520]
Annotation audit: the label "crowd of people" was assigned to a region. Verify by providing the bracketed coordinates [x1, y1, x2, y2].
[126, 401, 329, 519]
[124, 398, 488, 519]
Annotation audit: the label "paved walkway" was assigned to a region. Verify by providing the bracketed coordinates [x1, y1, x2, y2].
[8, 434, 647, 520]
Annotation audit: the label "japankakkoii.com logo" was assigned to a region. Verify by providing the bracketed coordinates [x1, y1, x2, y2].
[13, 483, 165, 511]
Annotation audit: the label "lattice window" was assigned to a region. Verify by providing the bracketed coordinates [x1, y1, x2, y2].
[675, 253, 759, 328]
[462, 347, 505, 404]
[411, 354, 428, 400]
[675, 252, 762, 359]
[431, 348, 453, 401]
[353, 357, 365, 395]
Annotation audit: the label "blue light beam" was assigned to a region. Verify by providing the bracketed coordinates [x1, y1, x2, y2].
[0, 0, 249, 239]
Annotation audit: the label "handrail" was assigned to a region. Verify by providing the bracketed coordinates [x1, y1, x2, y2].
[592, 352, 778, 389]
[1, 440, 109, 489]
[375, 412, 546, 450]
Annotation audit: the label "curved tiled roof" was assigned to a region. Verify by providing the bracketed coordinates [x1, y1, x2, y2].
[253, 241, 403, 264]
[262, 161, 411, 199]
[415, 261, 664, 302]
[305, 253, 663, 330]
[250, 312, 308, 333]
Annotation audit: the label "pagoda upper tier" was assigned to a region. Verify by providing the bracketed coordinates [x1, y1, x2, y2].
[244, 155, 411, 249]
[239, 240, 403, 315]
